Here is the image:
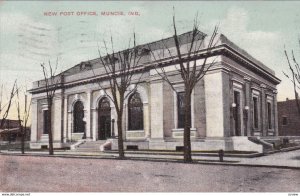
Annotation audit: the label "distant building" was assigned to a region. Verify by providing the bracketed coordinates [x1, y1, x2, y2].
[0, 119, 19, 129]
[29, 31, 280, 152]
[0, 119, 30, 141]
[278, 99, 300, 136]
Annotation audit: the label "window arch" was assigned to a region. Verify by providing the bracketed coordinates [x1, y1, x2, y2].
[99, 97, 111, 113]
[73, 101, 85, 133]
[128, 92, 144, 130]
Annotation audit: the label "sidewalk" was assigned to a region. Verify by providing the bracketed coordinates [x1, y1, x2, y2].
[1, 149, 299, 169]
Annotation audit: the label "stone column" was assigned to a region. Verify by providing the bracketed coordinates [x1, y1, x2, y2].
[273, 90, 279, 136]
[244, 77, 251, 136]
[260, 84, 267, 136]
[85, 91, 92, 139]
[30, 99, 38, 142]
[205, 69, 230, 137]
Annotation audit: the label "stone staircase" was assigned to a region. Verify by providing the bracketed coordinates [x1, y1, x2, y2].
[74, 140, 108, 152]
[248, 137, 279, 153]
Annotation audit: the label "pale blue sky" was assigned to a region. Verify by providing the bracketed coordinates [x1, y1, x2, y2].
[1, 1, 300, 118]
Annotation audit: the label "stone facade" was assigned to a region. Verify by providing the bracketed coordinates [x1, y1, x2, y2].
[29, 32, 280, 152]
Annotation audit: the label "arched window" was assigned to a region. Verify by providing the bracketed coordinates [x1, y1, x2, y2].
[128, 93, 144, 130]
[73, 101, 85, 133]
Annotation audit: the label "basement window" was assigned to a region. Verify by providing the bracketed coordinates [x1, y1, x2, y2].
[127, 145, 138, 150]
[176, 146, 184, 151]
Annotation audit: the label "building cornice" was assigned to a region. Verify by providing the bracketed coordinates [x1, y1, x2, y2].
[220, 44, 281, 85]
[28, 44, 281, 95]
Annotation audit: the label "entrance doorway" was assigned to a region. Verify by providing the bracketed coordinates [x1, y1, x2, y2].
[98, 97, 111, 140]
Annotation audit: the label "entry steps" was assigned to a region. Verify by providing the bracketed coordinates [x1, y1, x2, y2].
[74, 140, 107, 152]
[248, 137, 280, 153]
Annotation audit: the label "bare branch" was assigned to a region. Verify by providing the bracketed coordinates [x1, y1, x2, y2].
[284, 47, 300, 114]
[0, 80, 18, 128]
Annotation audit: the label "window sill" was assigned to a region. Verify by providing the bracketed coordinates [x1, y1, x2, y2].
[127, 130, 144, 132]
[172, 128, 197, 138]
[126, 130, 145, 138]
[172, 128, 197, 132]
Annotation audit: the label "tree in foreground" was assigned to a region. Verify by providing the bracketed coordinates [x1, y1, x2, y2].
[92, 34, 144, 159]
[16, 86, 31, 154]
[148, 14, 218, 163]
[284, 48, 300, 114]
[41, 59, 61, 155]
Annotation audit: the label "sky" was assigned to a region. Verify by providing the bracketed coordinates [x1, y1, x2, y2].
[1, 1, 300, 119]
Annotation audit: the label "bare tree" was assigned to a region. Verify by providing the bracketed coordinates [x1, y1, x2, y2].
[92, 33, 144, 159]
[284, 48, 300, 114]
[148, 14, 218, 163]
[0, 80, 18, 129]
[41, 59, 61, 155]
[16, 86, 31, 154]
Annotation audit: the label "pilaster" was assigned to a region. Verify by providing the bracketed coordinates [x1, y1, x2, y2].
[30, 100, 38, 142]
[63, 97, 68, 142]
[92, 109, 97, 141]
[143, 103, 150, 139]
[150, 80, 164, 139]
[260, 84, 267, 136]
[86, 90, 92, 139]
[244, 77, 251, 136]
[53, 97, 62, 141]
[205, 69, 230, 137]
[67, 111, 72, 140]
[273, 90, 279, 136]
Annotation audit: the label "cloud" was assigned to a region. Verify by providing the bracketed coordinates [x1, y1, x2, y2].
[0, 12, 31, 32]
[205, 7, 294, 100]
[0, 12, 52, 33]
[211, 7, 283, 67]
[0, 53, 40, 71]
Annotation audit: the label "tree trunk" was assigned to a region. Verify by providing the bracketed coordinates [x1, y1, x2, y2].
[21, 126, 25, 154]
[295, 94, 300, 115]
[48, 102, 54, 155]
[183, 90, 192, 163]
[117, 115, 125, 159]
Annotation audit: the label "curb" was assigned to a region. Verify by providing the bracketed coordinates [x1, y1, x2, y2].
[1, 152, 299, 170]
[280, 145, 300, 152]
[104, 151, 264, 158]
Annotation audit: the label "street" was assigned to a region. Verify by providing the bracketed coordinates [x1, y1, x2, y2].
[0, 155, 299, 192]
